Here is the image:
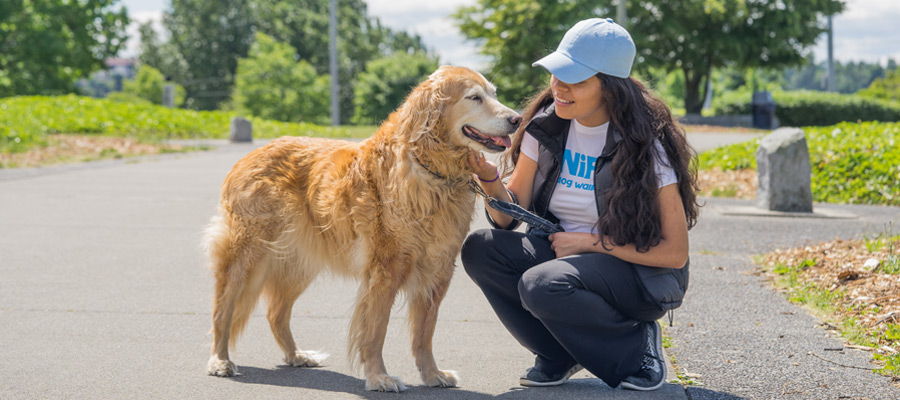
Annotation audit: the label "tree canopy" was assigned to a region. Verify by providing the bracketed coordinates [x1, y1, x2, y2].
[455, 0, 844, 113]
[859, 66, 900, 102]
[352, 53, 439, 125]
[0, 0, 129, 97]
[140, 0, 432, 118]
[629, 0, 844, 113]
[454, 0, 598, 107]
[232, 33, 330, 125]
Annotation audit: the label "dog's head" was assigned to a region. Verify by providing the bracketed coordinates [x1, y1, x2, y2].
[397, 66, 520, 153]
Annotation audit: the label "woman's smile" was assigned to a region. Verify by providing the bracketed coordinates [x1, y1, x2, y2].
[554, 94, 574, 106]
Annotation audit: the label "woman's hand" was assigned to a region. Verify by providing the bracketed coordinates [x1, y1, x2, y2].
[467, 150, 500, 182]
[548, 232, 593, 258]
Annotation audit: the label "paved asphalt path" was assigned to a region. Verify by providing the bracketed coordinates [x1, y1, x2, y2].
[2, 131, 899, 399]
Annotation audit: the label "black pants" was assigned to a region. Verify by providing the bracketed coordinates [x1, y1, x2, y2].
[461, 228, 667, 387]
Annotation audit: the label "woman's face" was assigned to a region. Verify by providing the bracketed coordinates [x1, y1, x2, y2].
[551, 75, 609, 127]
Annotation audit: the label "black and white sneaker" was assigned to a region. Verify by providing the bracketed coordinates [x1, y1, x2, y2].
[519, 363, 583, 387]
[619, 321, 666, 391]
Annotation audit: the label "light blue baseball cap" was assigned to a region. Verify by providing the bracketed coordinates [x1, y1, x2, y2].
[532, 18, 636, 82]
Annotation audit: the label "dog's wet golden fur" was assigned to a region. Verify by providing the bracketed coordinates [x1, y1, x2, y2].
[205, 66, 519, 391]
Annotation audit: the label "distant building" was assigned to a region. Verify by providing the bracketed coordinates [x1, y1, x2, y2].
[104, 58, 137, 80]
[76, 58, 138, 98]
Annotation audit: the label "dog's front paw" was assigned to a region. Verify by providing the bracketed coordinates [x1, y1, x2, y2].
[285, 350, 329, 367]
[422, 369, 459, 388]
[365, 374, 407, 392]
[207, 356, 237, 377]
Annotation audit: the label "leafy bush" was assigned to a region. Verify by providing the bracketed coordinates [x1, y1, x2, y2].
[121, 65, 186, 106]
[105, 91, 154, 105]
[0, 95, 352, 153]
[352, 53, 438, 125]
[232, 33, 331, 125]
[713, 90, 900, 126]
[859, 67, 900, 102]
[699, 121, 900, 206]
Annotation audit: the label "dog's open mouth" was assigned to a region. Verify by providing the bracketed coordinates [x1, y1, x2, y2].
[462, 125, 511, 151]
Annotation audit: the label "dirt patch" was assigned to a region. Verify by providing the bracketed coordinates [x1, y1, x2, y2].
[697, 168, 757, 199]
[0, 134, 197, 168]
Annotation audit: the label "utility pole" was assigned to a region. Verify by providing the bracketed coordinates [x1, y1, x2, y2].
[329, 0, 340, 126]
[827, 14, 836, 92]
[616, 0, 627, 28]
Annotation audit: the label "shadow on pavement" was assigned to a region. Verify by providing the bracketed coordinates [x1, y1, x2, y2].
[685, 387, 748, 399]
[228, 365, 713, 399]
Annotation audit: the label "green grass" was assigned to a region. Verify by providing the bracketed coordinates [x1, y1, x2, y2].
[699, 121, 900, 206]
[0, 95, 373, 154]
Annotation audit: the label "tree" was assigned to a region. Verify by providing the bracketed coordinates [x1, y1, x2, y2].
[629, 0, 843, 114]
[784, 59, 892, 94]
[232, 33, 330, 124]
[252, 0, 430, 122]
[0, 0, 129, 97]
[455, 0, 843, 114]
[859, 67, 900, 102]
[454, 0, 599, 107]
[149, 0, 433, 119]
[162, 0, 256, 110]
[352, 53, 439, 125]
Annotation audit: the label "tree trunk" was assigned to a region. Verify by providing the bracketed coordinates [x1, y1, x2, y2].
[683, 69, 705, 115]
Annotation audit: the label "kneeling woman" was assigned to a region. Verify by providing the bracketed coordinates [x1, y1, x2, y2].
[463, 18, 700, 391]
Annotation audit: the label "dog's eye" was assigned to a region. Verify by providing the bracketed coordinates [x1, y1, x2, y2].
[468, 95, 482, 103]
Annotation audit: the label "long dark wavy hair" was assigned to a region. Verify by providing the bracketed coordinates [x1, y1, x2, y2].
[500, 73, 701, 252]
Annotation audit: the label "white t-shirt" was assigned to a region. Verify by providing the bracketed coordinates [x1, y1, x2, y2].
[521, 119, 678, 233]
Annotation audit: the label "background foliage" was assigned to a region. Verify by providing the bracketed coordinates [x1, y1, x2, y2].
[713, 90, 900, 126]
[0, 0, 129, 97]
[139, 0, 432, 120]
[699, 121, 900, 206]
[351, 53, 438, 125]
[859, 67, 900, 102]
[455, 0, 843, 113]
[112, 65, 186, 107]
[0, 95, 356, 154]
[232, 33, 331, 125]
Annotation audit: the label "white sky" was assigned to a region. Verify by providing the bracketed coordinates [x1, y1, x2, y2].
[121, 0, 900, 68]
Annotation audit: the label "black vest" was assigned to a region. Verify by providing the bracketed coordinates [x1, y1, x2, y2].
[522, 104, 688, 311]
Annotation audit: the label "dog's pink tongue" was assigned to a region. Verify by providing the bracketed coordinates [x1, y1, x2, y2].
[493, 135, 512, 148]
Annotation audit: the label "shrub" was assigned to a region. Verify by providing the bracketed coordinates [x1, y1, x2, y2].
[352, 53, 438, 125]
[699, 121, 900, 206]
[859, 67, 900, 102]
[232, 33, 330, 125]
[121, 65, 186, 107]
[0, 95, 351, 153]
[713, 90, 900, 126]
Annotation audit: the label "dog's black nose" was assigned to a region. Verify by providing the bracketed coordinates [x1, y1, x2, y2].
[508, 115, 522, 127]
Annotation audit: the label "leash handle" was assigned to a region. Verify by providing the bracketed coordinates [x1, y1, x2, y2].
[469, 179, 563, 237]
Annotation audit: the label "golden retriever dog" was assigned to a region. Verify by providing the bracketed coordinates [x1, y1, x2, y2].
[205, 66, 520, 392]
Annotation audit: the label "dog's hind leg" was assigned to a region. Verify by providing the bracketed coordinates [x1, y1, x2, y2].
[349, 260, 407, 392]
[207, 226, 268, 377]
[264, 270, 329, 368]
[408, 265, 459, 388]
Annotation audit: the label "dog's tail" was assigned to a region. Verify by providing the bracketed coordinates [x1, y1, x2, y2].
[205, 214, 266, 349]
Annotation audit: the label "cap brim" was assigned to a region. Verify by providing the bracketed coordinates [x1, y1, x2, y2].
[532, 52, 598, 84]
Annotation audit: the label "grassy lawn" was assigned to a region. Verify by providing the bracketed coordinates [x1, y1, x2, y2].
[0, 95, 379, 168]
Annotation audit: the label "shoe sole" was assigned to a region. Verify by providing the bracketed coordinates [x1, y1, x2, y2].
[519, 364, 583, 387]
[619, 321, 666, 391]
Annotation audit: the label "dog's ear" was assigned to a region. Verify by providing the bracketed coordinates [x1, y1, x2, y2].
[396, 69, 454, 143]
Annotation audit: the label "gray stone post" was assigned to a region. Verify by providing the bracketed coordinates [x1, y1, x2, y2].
[229, 117, 253, 143]
[756, 128, 813, 212]
[162, 85, 175, 108]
